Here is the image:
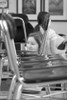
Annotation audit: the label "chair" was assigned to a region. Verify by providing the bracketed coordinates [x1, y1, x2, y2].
[1, 13, 67, 100]
[12, 14, 34, 51]
[12, 14, 34, 37]
[13, 17, 28, 42]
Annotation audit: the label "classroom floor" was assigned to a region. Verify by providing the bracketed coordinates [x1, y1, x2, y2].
[0, 78, 67, 100]
[0, 78, 11, 100]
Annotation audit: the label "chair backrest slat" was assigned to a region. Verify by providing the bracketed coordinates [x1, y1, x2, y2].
[13, 17, 27, 44]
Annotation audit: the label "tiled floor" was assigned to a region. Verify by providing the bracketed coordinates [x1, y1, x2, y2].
[0, 79, 11, 100]
[0, 79, 11, 91]
[0, 99, 6, 100]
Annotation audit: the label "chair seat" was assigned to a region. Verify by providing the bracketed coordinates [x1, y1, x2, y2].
[20, 64, 67, 84]
[16, 53, 67, 83]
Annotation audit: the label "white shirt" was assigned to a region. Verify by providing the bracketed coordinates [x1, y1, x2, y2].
[45, 28, 65, 55]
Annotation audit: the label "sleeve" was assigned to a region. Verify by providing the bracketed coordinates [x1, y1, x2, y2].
[49, 29, 57, 40]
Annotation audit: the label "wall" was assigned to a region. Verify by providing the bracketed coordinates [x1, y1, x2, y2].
[30, 21, 67, 39]
[8, 0, 17, 13]
[0, 0, 17, 13]
[1, 0, 67, 40]
[51, 21, 67, 40]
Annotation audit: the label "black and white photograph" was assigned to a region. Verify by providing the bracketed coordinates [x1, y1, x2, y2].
[0, 0, 67, 100]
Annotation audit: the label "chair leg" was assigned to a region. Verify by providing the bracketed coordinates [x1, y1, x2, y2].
[0, 59, 3, 87]
[61, 82, 67, 99]
[7, 75, 16, 100]
[12, 82, 22, 100]
[45, 84, 53, 100]
[7, 75, 23, 100]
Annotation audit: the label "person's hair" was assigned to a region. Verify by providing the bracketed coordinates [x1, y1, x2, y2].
[29, 32, 41, 52]
[37, 11, 50, 30]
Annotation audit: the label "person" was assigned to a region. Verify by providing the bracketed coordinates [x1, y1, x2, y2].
[26, 11, 67, 60]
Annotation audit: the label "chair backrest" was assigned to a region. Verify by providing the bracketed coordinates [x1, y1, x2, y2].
[12, 14, 34, 43]
[0, 13, 20, 79]
[11, 13, 28, 23]
[13, 17, 27, 43]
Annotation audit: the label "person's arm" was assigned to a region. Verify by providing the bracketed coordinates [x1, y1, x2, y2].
[50, 38, 67, 60]
[50, 38, 66, 54]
